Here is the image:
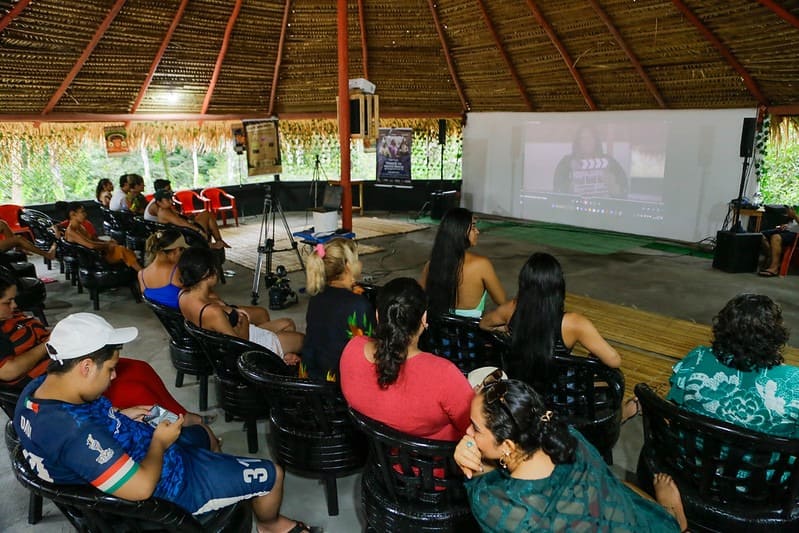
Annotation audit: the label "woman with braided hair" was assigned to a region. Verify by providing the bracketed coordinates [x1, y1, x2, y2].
[339, 277, 473, 440]
[454, 375, 688, 532]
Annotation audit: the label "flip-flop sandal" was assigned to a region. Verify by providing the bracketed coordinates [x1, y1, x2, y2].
[758, 270, 778, 277]
[287, 521, 323, 533]
[621, 397, 641, 425]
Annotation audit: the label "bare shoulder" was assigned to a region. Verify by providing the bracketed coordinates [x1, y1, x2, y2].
[464, 251, 492, 268]
[563, 312, 593, 331]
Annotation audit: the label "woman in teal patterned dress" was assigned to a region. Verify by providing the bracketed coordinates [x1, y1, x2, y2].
[666, 293, 799, 437]
[454, 375, 687, 532]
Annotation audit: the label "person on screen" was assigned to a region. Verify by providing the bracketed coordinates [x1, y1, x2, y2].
[554, 126, 628, 198]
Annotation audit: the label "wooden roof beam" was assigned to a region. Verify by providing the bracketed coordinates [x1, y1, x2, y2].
[476, 0, 532, 111]
[357, 0, 369, 80]
[523, 0, 596, 111]
[201, 0, 243, 114]
[670, 0, 768, 105]
[130, 0, 189, 114]
[0, 111, 462, 123]
[41, 0, 127, 115]
[268, 0, 292, 116]
[757, 0, 799, 31]
[586, 0, 665, 109]
[426, 0, 469, 113]
[0, 0, 32, 33]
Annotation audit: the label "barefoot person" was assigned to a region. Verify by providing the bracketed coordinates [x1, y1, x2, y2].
[63, 202, 142, 271]
[454, 375, 688, 532]
[13, 313, 318, 532]
[0, 220, 56, 261]
[154, 190, 229, 249]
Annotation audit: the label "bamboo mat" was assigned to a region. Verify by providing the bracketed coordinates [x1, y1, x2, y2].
[219, 217, 428, 272]
[565, 293, 799, 399]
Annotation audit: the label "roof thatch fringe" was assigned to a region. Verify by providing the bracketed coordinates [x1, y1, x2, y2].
[769, 115, 799, 150]
[0, 118, 463, 165]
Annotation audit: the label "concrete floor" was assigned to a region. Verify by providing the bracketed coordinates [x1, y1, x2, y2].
[1, 212, 797, 532]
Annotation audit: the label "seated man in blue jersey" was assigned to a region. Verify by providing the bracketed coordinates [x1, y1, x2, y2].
[13, 313, 318, 533]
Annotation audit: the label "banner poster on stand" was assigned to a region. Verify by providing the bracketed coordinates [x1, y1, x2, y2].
[376, 127, 412, 188]
[244, 119, 282, 176]
[104, 125, 130, 157]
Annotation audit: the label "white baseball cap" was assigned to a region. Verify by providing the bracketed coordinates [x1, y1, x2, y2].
[46, 313, 138, 363]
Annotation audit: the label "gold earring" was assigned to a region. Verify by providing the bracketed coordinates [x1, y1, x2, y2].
[499, 450, 510, 469]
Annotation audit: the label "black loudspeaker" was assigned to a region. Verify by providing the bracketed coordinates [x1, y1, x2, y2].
[740, 117, 756, 158]
[430, 190, 458, 220]
[712, 230, 762, 273]
[438, 119, 447, 146]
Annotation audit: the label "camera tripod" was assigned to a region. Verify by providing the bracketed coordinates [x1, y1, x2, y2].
[309, 154, 327, 209]
[250, 176, 304, 305]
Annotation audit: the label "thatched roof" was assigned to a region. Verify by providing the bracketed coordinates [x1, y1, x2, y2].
[0, 0, 798, 121]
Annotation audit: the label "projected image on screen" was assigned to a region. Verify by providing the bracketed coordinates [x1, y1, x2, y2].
[522, 120, 666, 225]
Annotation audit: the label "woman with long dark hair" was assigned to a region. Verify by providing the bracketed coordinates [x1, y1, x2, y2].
[178, 247, 302, 363]
[421, 207, 506, 318]
[339, 277, 473, 440]
[454, 376, 687, 532]
[480, 252, 620, 385]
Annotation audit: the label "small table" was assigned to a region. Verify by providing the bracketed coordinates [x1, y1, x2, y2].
[328, 180, 364, 216]
[737, 207, 764, 232]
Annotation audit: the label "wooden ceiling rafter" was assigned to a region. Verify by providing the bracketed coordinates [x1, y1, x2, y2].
[586, 0, 666, 109]
[357, 0, 369, 80]
[670, 0, 768, 105]
[268, 0, 292, 117]
[40, 0, 127, 115]
[523, 0, 596, 111]
[0, 110, 462, 123]
[757, 0, 799, 31]
[0, 0, 32, 33]
[475, 0, 532, 111]
[200, 0, 243, 115]
[129, 0, 189, 115]
[426, 0, 469, 113]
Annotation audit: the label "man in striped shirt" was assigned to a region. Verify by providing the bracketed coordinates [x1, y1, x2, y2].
[14, 313, 318, 533]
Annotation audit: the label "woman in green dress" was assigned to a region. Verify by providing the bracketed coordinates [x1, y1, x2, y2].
[666, 293, 799, 437]
[454, 374, 687, 532]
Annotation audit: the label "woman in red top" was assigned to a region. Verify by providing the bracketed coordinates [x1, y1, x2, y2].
[339, 277, 473, 441]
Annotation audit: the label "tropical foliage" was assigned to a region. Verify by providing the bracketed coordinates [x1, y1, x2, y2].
[0, 119, 462, 205]
[758, 117, 799, 205]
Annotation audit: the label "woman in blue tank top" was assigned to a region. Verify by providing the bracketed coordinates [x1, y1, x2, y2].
[138, 229, 187, 308]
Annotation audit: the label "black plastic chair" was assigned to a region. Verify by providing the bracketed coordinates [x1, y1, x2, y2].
[125, 215, 153, 264]
[348, 408, 480, 533]
[56, 238, 82, 288]
[184, 321, 271, 453]
[0, 264, 48, 326]
[635, 383, 799, 532]
[533, 353, 624, 465]
[0, 249, 37, 279]
[419, 313, 507, 374]
[66, 240, 140, 310]
[11, 439, 252, 532]
[2, 385, 44, 525]
[237, 350, 366, 516]
[144, 298, 212, 411]
[100, 206, 136, 244]
[19, 208, 57, 270]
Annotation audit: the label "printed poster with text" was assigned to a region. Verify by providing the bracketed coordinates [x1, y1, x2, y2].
[376, 128, 412, 187]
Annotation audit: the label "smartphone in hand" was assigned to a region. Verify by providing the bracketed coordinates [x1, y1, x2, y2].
[142, 405, 179, 427]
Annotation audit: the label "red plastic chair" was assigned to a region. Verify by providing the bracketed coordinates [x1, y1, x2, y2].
[201, 187, 238, 227]
[172, 190, 209, 216]
[779, 236, 799, 276]
[0, 204, 34, 241]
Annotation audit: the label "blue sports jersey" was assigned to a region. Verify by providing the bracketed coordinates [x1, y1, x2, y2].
[14, 375, 277, 514]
